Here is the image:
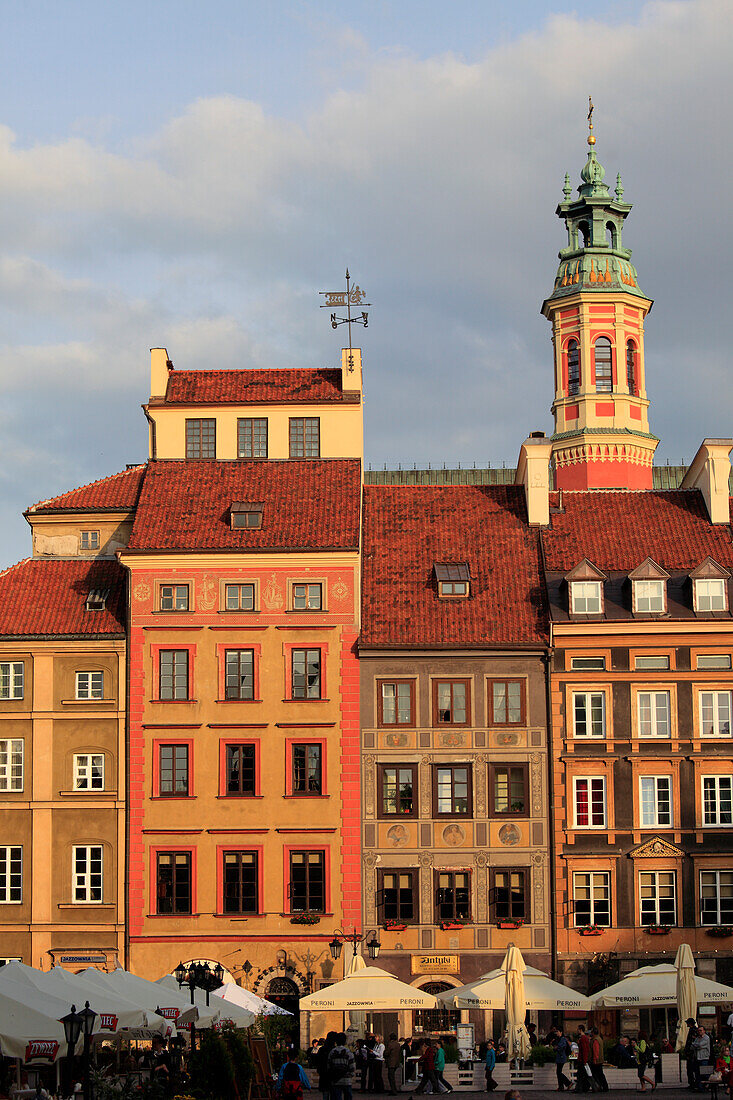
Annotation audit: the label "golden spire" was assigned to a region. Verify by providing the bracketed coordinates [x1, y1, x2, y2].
[587, 95, 596, 146]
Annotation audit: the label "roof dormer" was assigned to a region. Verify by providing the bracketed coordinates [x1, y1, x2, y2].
[434, 562, 470, 599]
[565, 559, 607, 615]
[690, 557, 731, 613]
[628, 558, 670, 614]
[230, 501, 263, 530]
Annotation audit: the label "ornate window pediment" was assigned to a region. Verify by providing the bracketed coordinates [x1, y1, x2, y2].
[629, 836, 685, 859]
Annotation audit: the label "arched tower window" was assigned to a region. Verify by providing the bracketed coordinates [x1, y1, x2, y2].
[578, 221, 590, 249]
[626, 340, 636, 395]
[606, 222, 618, 249]
[594, 337, 613, 393]
[567, 340, 580, 396]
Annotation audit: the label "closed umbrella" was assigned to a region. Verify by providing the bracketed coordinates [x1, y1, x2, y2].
[675, 944, 698, 1054]
[505, 946, 531, 1063]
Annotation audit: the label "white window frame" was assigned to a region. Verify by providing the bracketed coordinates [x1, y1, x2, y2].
[573, 870, 611, 927]
[634, 579, 666, 613]
[635, 655, 670, 671]
[571, 581, 602, 614]
[700, 869, 733, 926]
[639, 869, 677, 926]
[572, 691, 606, 738]
[570, 656, 606, 671]
[695, 578, 727, 612]
[700, 691, 732, 737]
[0, 846, 22, 903]
[72, 845, 103, 903]
[79, 530, 100, 550]
[638, 690, 671, 738]
[639, 775, 672, 827]
[573, 776, 607, 829]
[702, 775, 733, 826]
[292, 583, 323, 611]
[74, 753, 105, 792]
[75, 671, 104, 700]
[0, 739, 23, 792]
[0, 662, 24, 701]
[697, 654, 732, 670]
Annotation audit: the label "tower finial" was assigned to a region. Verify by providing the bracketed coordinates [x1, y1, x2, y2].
[587, 95, 595, 146]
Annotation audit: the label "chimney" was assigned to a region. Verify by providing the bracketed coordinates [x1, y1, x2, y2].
[150, 347, 173, 401]
[680, 439, 733, 524]
[515, 432, 553, 526]
[341, 347, 362, 395]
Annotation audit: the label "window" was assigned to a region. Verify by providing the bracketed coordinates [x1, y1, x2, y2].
[626, 340, 636, 394]
[0, 740, 23, 792]
[80, 530, 100, 550]
[571, 656, 606, 671]
[594, 336, 613, 393]
[73, 845, 103, 903]
[695, 579, 727, 612]
[75, 671, 104, 700]
[159, 745, 189, 796]
[638, 691, 671, 738]
[0, 663, 24, 700]
[573, 692, 606, 738]
[436, 871, 470, 921]
[292, 583, 322, 611]
[289, 417, 320, 458]
[489, 765, 528, 816]
[434, 765, 471, 816]
[574, 777, 606, 828]
[185, 418, 215, 459]
[86, 589, 108, 611]
[238, 418, 268, 459]
[697, 654, 732, 670]
[492, 870, 526, 922]
[159, 651, 189, 701]
[635, 655, 670, 671]
[573, 871, 610, 927]
[226, 744, 257, 796]
[639, 776, 672, 827]
[156, 852, 191, 914]
[567, 339, 580, 396]
[634, 580, 666, 613]
[380, 869, 417, 923]
[223, 851, 259, 915]
[433, 680, 469, 725]
[292, 744, 322, 795]
[700, 691, 732, 737]
[489, 680, 525, 725]
[379, 765, 416, 817]
[571, 582, 602, 614]
[435, 562, 470, 598]
[291, 649, 321, 699]
[225, 583, 255, 611]
[74, 753, 105, 791]
[231, 503, 263, 529]
[703, 776, 733, 826]
[289, 850, 325, 912]
[639, 870, 676, 926]
[700, 870, 733, 926]
[224, 650, 255, 701]
[0, 847, 22, 903]
[160, 584, 189, 612]
[379, 681, 414, 726]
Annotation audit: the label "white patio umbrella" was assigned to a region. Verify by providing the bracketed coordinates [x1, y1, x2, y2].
[505, 946, 532, 1062]
[675, 945, 698, 1053]
[215, 981, 292, 1017]
[437, 964, 591, 1011]
[0, 985, 77, 1063]
[155, 974, 256, 1027]
[590, 962, 733, 1009]
[79, 966, 199, 1027]
[300, 965, 438, 1011]
[345, 950, 367, 1036]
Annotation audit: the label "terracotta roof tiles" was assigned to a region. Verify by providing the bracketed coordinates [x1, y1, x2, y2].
[162, 368, 354, 405]
[27, 466, 145, 514]
[0, 558, 126, 637]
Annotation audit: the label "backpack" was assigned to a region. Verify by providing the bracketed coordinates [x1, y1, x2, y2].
[281, 1064, 303, 1100]
[329, 1048, 352, 1082]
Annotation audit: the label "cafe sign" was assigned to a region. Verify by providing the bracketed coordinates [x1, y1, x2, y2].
[411, 954, 459, 975]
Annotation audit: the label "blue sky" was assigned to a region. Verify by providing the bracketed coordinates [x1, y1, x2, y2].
[0, 0, 729, 565]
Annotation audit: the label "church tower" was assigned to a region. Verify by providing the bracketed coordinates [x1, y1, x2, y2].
[542, 109, 657, 489]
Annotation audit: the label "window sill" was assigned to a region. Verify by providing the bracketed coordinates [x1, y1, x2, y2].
[59, 789, 114, 797]
[285, 609, 328, 615]
[62, 698, 112, 705]
[147, 912, 198, 919]
[281, 912, 333, 918]
[214, 913, 259, 920]
[151, 699, 197, 704]
[378, 814, 418, 821]
[378, 725, 417, 731]
[283, 793, 330, 799]
[489, 812, 528, 819]
[150, 794, 196, 800]
[58, 902, 115, 910]
[217, 698, 262, 704]
[217, 794, 263, 799]
[283, 698, 330, 703]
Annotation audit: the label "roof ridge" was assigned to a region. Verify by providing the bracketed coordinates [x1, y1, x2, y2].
[26, 464, 146, 514]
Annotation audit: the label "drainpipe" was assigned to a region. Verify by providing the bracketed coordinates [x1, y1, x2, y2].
[542, 647, 557, 980]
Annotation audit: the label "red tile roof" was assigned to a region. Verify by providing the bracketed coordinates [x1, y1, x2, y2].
[27, 466, 146, 514]
[361, 485, 548, 647]
[161, 367, 356, 405]
[0, 559, 126, 637]
[127, 459, 361, 552]
[542, 490, 733, 572]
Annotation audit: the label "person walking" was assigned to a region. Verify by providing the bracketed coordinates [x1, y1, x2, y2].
[415, 1039, 439, 1095]
[318, 1033, 338, 1100]
[575, 1025, 592, 1093]
[553, 1027, 572, 1091]
[684, 1018, 699, 1090]
[589, 1029, 608, 1093]
[435, 1040, 453, 1094]
[636, 1031, 656, 1091]
[328, 1033, 355, 1100]
[278, 1050, 312, 1100]
[485, 1040, 498, 1093]
[384, 1033, 402, 1096]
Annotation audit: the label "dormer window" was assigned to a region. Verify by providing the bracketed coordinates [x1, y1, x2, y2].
[565, 559, 606, 615]
[231, 502, 263, 530]
[629, 558, 669, 615]
[85, 589, 108, 611]
[691, 558, 731, 613]
[435, 562, 470, 599]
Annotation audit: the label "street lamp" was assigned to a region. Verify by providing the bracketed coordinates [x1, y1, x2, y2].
[329, 927, 381, 962]
[60, 1005, 81, 1100]
[79, 1001, 97, 1100]
[174, 959, 224, 1007]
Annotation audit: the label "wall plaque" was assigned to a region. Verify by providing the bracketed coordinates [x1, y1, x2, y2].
[411, 953, 459, 975]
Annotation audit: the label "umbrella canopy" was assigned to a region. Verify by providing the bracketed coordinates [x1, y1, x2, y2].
[0, 985, 78, 1064]
[216, 981, 292, 1017]
[675, 945, 698, 1053]
[155, 975, 256, 1027]
[79, 966, 199, 1027]
[300, 966, 438, 1011]
[590, 962, 733, 1008]
[438, 964, 591, 1011]
[505, 946, 532, 1062]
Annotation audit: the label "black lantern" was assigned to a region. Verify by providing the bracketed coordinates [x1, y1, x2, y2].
[366, 933, 381, 960]
[61, 1004, 82, 1047]
[329, 936, 343, 961]
[79, 1001, 97, 1040]
[212, 961, 225, 986]
[329, 927, 380, 962]
[173, 960, 188, 987]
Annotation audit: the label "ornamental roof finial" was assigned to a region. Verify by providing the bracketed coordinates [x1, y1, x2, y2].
[563, 172, 572, 201]
[587, 95, 595, 146]
[615, 172, 624, 200]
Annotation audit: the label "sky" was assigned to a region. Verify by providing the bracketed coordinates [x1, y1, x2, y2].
[0, 0, 730, 566]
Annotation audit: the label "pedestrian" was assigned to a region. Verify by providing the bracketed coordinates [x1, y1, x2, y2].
[369, 1033, 385, 1093]
[318, 1033, 339, 1100]
[328, 1032, 355, 1100]
[589, 1028, 608, 1093]
[553, 1027, 572, 1091]
[278, 1050, 312, 1100]
[415, 1039, 439, 1095]
[575, 1025, 592, 1094]
[527, 1024, 538, 1048]
[692, 1026, 711, 1091]
[384, 1033, 402, 1096]
[636, 1031, 655, 1092]
[485, 1040, 498, 1093]
[684, 1018, 699, 1090]
[435, 1039, 453, 1094]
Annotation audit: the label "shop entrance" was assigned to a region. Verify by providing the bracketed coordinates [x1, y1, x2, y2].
[266, 976, 300, 1040]
[412, 981, 460, 1035]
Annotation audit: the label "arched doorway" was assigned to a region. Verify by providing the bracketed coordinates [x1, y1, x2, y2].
[413, 981, 460, 1035]
[266, 976, 300, 1041]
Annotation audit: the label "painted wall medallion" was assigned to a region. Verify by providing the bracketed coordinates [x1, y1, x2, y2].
[498, 823, 521, 847]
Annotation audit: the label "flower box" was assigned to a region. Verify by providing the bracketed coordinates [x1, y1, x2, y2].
[578, 925, 604, 936]
[706, 925, 733, 938]
[290, 912, 321, 925]
[646, 924, 671, 934]
[383, 922, 407, 932]
[496, 919, 524, 930]
[439, 921, 467, 931]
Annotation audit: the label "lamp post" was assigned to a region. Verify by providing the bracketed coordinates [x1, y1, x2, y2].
[79, 1001, 97, 1100]
[329, 927, 381, 964]
[60, 1004, 82, 1100]
[174, 959, 226, 1006]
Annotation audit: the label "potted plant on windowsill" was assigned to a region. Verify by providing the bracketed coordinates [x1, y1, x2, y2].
[383, 920, 407, 932]
[706, 925, 733, 938]
[578, 924, 604, 936]
[290, 911, 321, 925]
[646, 924, 671, 935]
[496, 917, 524, 930]
[439, 919, 467, 931]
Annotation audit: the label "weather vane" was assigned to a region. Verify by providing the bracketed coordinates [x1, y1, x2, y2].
[320, 269, 370, 371]
[587, 95, 595, 146]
